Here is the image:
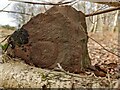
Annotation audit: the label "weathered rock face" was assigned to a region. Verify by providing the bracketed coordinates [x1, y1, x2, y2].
[7, 6, 91, 73]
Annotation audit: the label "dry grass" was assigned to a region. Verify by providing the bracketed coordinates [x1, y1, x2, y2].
[0, 28, 14, 43]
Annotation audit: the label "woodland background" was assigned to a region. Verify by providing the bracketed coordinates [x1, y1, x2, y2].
[0, 0, 120, 88]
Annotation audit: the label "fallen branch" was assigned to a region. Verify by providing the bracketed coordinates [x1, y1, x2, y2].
[83, 0, 120, 7]
[0, 1, 119, 17]
[1, 6, 120, 17]
[0, 0, 76, 16]
[9, 0, 76, 5]
[85, 6, 120, 17]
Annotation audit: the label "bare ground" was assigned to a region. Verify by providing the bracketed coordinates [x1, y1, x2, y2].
[0, 29, 119, 88]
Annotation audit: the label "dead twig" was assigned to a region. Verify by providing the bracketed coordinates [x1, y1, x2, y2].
[9, 0, 76, 5]
[43, 5, 47, 12]
[0, 1, 119, 17]
[42, 63, 93, 79]
[56, 63, 93, 78]
[88, 36, 120, 58]
[0, 3, 11, 12]
[0, 35, 10, 44]
[79, 23, 120, 58]
[85, 6, 120, 17]
[1, 10, 32, 16]
[0, 0, 76, 16]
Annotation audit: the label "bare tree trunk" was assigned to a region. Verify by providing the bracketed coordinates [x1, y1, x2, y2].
[90, 4, 98, 33]
[97, 14, 103, 32]
[90, 15, 98, 32]
[111, 10, 119, 32]
[118, 10, 120, 32]
[118, 10, 120, 57]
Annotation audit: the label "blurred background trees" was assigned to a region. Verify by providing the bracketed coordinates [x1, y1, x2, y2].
[9, 0, 120, 32]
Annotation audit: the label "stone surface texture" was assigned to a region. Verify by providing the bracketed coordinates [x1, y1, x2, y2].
[7, 5, 90, 73]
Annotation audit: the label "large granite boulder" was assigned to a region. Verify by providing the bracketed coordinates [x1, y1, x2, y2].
[7, 5, 91, 73]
